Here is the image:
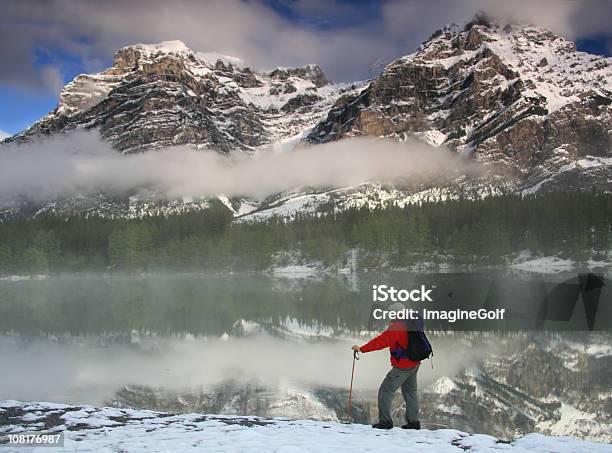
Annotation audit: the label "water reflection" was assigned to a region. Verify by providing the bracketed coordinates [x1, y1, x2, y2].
[0, 273, 611, 441]
[2, 271, 609, 336]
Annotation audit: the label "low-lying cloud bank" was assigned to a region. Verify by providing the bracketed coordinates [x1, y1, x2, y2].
[0, 131, 482, 206]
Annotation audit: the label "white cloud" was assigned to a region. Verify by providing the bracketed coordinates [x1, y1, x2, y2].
[40, 66, 65, 94]
[383, 0, 612, 42]
[0, 131, 482, 205]
[0, 130, 11, 141]
[2, 0, 610, 90]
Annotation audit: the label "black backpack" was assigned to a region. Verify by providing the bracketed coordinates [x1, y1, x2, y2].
[391, 318, 433, 362]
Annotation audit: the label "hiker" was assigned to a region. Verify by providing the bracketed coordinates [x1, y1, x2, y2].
[351, 302, 421, 430]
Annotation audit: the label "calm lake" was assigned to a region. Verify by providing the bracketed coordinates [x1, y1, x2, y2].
[1, 271, 610, 437]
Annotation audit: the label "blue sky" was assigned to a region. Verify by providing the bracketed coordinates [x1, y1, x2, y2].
[1, 0, 610, 137]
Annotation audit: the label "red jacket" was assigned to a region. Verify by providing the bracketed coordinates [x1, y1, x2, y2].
[360, 321, 420, 369]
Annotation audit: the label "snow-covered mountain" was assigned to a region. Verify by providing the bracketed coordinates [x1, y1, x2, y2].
[244, 13, 611, 220]
[2, 13, 611, 220]
[265, 13, 612, 219]
[0, 40, 363, 219]
[7, 40, 359, 154]
[1, 400, 610, 452]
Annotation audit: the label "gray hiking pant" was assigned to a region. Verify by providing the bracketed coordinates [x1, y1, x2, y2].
[378, 365, 419, 425]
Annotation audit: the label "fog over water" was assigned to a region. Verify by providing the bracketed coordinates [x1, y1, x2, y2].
[0, 272, 500, 406]
[0, 333, 495, 406]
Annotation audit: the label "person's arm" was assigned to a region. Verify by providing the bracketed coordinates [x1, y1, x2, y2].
[357, 328, 394, 353]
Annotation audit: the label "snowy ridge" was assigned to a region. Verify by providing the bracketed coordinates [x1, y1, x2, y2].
[416, 22, 610, 115]
[237, 181, 508, 222]
[129, 40, 194, 55]
[1, 400, 611, 452]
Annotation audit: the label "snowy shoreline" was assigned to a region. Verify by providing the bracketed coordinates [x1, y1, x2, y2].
[1, 400, 611, 452]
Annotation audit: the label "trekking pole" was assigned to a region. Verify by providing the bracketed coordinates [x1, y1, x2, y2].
[348, 350, 359, 421]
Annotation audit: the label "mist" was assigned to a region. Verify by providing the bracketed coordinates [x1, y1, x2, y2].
[0, 131, 481, 206]
[0, 333, 497, 406]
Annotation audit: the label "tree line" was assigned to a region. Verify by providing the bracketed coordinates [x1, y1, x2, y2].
[0, 192, 611, 274]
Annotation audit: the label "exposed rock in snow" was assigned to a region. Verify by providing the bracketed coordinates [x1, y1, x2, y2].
[431, 377, 459, 396]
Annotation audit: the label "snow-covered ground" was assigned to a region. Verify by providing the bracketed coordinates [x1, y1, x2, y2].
[272, 264, 322, 279]
[510, 254, 612, 273]
[510, 256, 577, 273]
[1, 400, 611, 453]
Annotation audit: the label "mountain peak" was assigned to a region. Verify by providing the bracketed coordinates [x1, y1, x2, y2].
[122, 40, 192, 55]
[196, 51, 245, 68]
[463, 10, 493, 30]
[112, 40, 195, 69]
[267, 64, 329, 87]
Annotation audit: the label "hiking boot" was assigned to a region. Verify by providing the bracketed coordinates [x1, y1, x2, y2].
[372, 422, 393, 430]
[401, 420, 421, 430]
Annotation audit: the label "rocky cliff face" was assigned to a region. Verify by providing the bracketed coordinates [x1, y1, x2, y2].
[308, 14, 611, 195]
[8, 41, 358, 154]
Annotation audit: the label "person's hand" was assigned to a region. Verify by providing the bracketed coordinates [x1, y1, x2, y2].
[351, 345, 361, 352]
